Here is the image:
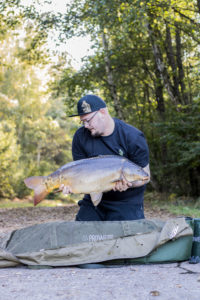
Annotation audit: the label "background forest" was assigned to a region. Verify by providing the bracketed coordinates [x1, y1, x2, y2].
[0, 0, 199, 203]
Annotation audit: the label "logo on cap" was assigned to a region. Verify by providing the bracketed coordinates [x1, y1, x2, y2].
[81, 101, 92, 113]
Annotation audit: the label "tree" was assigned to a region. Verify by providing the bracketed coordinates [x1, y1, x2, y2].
[0, 1, 74, 198]
[0, 102, 20, 198]
[56, 0, 200, 197]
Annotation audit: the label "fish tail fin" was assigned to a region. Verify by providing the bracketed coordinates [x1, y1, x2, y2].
[24, 176, 48, 206]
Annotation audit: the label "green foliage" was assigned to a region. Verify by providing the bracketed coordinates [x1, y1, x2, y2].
[150, 101, 200, 195]
[0, 120, 20, 198]
[56, 0, 200, 198]
[145, 192, 200, 218]
[0, 2, 74, 199]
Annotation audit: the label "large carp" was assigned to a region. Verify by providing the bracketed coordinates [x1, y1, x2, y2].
[24, 155, 149, 206]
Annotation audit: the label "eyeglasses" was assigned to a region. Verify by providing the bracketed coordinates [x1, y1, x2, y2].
[80, 111, 99, 126]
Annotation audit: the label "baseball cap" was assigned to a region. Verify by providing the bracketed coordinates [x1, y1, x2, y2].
[68, 95, 106, 117]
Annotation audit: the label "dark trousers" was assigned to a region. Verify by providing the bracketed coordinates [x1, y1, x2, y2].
[75, 199, 145, 221]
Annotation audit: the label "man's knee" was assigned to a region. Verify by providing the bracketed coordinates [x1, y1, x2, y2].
[105, 204, 144, 221]
[75, 202, 103, 221]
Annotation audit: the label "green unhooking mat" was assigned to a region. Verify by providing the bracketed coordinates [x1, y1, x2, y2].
[0, 218, 194, 268]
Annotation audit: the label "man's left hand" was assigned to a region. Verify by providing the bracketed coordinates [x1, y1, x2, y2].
[113, 177, 132, 192]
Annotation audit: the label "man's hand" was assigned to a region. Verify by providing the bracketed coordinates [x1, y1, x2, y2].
[113, 177, 133, 192]
[113, 164, 150, 192]
[59, 184, 72, 195]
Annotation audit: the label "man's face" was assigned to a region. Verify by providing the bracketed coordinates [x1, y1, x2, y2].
[80, 110, 104, 137]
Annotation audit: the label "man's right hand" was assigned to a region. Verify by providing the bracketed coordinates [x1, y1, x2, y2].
[59, 184, 72, 195]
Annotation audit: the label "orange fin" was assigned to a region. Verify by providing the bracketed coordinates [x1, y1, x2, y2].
[24, 176, 48, 206]
[33, 188, 48, 206]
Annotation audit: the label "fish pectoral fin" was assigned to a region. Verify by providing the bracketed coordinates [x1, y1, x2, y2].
[111, 171, 127, 183]
[90, 192, 103, 206]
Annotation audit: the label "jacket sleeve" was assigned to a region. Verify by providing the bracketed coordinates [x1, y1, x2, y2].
[128, 132, 149, 168]
[72, 130, 87, 161]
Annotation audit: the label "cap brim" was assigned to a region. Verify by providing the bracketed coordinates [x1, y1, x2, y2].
[68, 110, 99, 117]
[68, 112, 88, 117]
[68, 114, 79, 117]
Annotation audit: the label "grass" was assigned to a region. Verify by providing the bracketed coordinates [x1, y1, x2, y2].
[0, 191, 80, 209]
[166, 205, 200, 218]
[145, 192, 200, 218]
[0, 199, 69, 209]
[0, 192, 200, 219]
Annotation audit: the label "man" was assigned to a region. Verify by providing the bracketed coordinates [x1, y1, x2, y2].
[61, 94, 150, 221]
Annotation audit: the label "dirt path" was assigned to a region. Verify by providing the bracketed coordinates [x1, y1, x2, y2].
[0, 202, 176, 234]
[0, 205, 78, 234]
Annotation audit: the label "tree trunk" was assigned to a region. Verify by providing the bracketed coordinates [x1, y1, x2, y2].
[141, 53, 165, 118]
[198, 0, 200, 14]
[165, 24, 182, 104]
[37, 142, 41, 167]
[189, 167, 200, 197]
[147, 23, 178, 107]
[154, 67, 165, 119]
[101, 30, 124, 120]
[175, 26, 189, 105]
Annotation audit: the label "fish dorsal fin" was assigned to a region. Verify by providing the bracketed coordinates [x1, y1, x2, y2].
[90, 192, 103, 206]
[87, 155, 126, 160]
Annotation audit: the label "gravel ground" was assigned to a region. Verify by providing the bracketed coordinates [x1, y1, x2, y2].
[0, 204, 199, 300]
[0, 262, 199, 300]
